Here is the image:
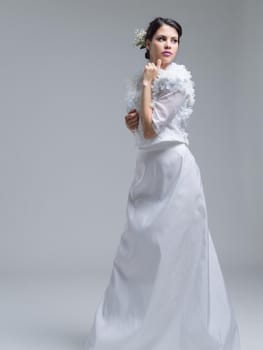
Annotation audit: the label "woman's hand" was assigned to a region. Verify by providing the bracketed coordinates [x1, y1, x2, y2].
[125, 109, 139, 132]
[143, 59, 162, 84]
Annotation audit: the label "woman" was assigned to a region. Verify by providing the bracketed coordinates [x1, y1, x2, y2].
[84, 17, 241, 350]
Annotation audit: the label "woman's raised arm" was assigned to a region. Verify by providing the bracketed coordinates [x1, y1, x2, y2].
[140, 59, 162, 138]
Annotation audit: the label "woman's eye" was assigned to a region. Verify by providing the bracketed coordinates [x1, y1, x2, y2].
[157, 37, 178, 43]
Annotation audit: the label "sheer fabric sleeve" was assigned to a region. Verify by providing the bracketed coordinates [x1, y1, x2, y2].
[151, 89, 186, 135]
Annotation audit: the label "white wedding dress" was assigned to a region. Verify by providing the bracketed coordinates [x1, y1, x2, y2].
[84, 62, 241, 350]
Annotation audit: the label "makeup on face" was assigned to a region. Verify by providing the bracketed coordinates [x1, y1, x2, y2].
[147, 24, 179, 68]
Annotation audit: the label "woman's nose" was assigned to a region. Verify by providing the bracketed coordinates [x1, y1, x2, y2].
[164, 41, 171, 48]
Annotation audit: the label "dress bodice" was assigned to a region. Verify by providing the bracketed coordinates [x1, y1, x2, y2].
[125, 62, 195, 149]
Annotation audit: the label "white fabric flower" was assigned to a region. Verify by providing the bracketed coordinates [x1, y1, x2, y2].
[133, 28, 147, 49]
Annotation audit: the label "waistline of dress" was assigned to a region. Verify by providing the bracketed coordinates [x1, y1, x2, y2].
[136, 140, 189, 153]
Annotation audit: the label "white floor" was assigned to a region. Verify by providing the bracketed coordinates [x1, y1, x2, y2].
[0, 266, 262, 350]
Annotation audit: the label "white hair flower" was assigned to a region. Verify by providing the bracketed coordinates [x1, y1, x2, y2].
[133, 28, 147, 49]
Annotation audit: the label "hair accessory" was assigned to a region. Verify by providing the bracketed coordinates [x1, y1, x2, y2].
[133, 28, 147, 49]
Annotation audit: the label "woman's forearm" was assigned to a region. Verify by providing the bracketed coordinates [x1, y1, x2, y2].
[140, 80, 156, 138]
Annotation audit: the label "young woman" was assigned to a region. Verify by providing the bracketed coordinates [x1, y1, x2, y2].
[84, 17, 241, 350]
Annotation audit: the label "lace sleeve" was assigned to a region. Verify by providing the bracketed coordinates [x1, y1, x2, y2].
[151, 89, 186, 135]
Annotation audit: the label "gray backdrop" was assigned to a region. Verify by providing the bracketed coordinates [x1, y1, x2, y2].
[0, 0, 262, 276]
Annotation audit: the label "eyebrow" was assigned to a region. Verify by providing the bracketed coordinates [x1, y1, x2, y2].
[157, 34, 178, 39]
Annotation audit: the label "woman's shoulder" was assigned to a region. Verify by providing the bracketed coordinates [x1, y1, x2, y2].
[125, 62, 195, 104]
[152, 62, 195, 98]
[153, 62, 194, 91]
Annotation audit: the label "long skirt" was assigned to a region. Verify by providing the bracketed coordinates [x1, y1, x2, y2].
[84, 141, 241, 350]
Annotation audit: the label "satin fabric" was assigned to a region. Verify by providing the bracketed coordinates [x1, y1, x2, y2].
[84, 141, 241, 350]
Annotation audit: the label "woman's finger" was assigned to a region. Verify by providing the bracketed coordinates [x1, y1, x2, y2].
[126, 120, 138, 128]
[128, 120, 138, 127]
[156, 59, 162, 69]
[126, 118, 138, 126]
[127, 113, 138, 119]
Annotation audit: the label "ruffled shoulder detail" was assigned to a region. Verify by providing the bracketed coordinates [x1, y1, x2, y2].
[152, 62, 195, 102]
[124, 62, 195, 114]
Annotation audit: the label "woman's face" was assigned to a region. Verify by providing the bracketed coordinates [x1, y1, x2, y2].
[146, 24, 179, 69]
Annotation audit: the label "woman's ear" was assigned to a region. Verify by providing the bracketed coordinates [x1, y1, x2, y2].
[145, 39, 151, 50]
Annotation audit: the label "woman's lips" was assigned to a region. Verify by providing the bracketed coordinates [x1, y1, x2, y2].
[162, 51, 172, 57]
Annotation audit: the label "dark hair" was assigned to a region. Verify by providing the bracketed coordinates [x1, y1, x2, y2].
[144, 17, 182, 59]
